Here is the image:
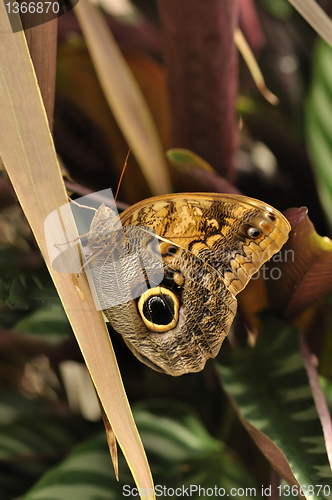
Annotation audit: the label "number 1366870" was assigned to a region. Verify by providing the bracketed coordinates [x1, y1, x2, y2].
[277, 484, 331, 497]
[5, 2, 59, 14]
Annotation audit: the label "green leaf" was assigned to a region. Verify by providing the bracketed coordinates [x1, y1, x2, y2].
[21, 431, 124, 500]
[259, 0, 293, 20]
[0, 415, 97, 500]
[3, 275, 59, 311]
[0, 416, 94, 461]
[217, 314, 332, 500]
[0, 6, 155, 492]
[133, 401, 222, 463]
[13, 304, 70, 343]
[320, 377, 332, 413]
[135, 402, 260, 499]
[306, 39, 332, 227]
[166, 148, 240, 195]
[22, 403, 260, 500]
[0, 391, 42, 425]
[166, 149, 215, 173]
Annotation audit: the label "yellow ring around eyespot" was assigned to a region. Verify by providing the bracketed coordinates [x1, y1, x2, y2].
[137, 287, 180, 333]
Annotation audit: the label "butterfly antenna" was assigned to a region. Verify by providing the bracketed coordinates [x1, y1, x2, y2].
[113, 147, 131, 206]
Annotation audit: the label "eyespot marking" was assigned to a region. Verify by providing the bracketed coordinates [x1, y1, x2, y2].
[137, 287, 179, 333]
[247, 227, 261, 239]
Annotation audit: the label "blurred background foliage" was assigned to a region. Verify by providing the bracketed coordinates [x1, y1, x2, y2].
[1, 0, 332, 498]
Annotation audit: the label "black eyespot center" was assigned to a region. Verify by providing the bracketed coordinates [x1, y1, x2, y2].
[143, 294, 175, 327]
[137, 287, 180, 333]
[247, 227, 261, 239]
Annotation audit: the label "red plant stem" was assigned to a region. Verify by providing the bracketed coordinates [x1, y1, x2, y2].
[20, 14, 58, 132]
[238, 0, 265, 51]
[301, 336, 332, 471]
[158, 0, 239, 182]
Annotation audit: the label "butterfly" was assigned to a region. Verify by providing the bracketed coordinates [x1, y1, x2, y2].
[86, 193, 291, 376]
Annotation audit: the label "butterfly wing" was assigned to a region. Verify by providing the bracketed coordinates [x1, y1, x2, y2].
[99, 194, 290, 376]
[105, 246, 237, 375]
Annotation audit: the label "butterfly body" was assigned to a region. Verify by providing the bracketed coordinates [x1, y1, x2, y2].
[88, 194, 291, 376]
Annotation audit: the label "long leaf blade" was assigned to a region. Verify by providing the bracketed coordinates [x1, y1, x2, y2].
[306, 39, 332, 227]
[73, 0, 172, 196]
[287, 0, 332, 48]
[0, 7, 154, 497]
